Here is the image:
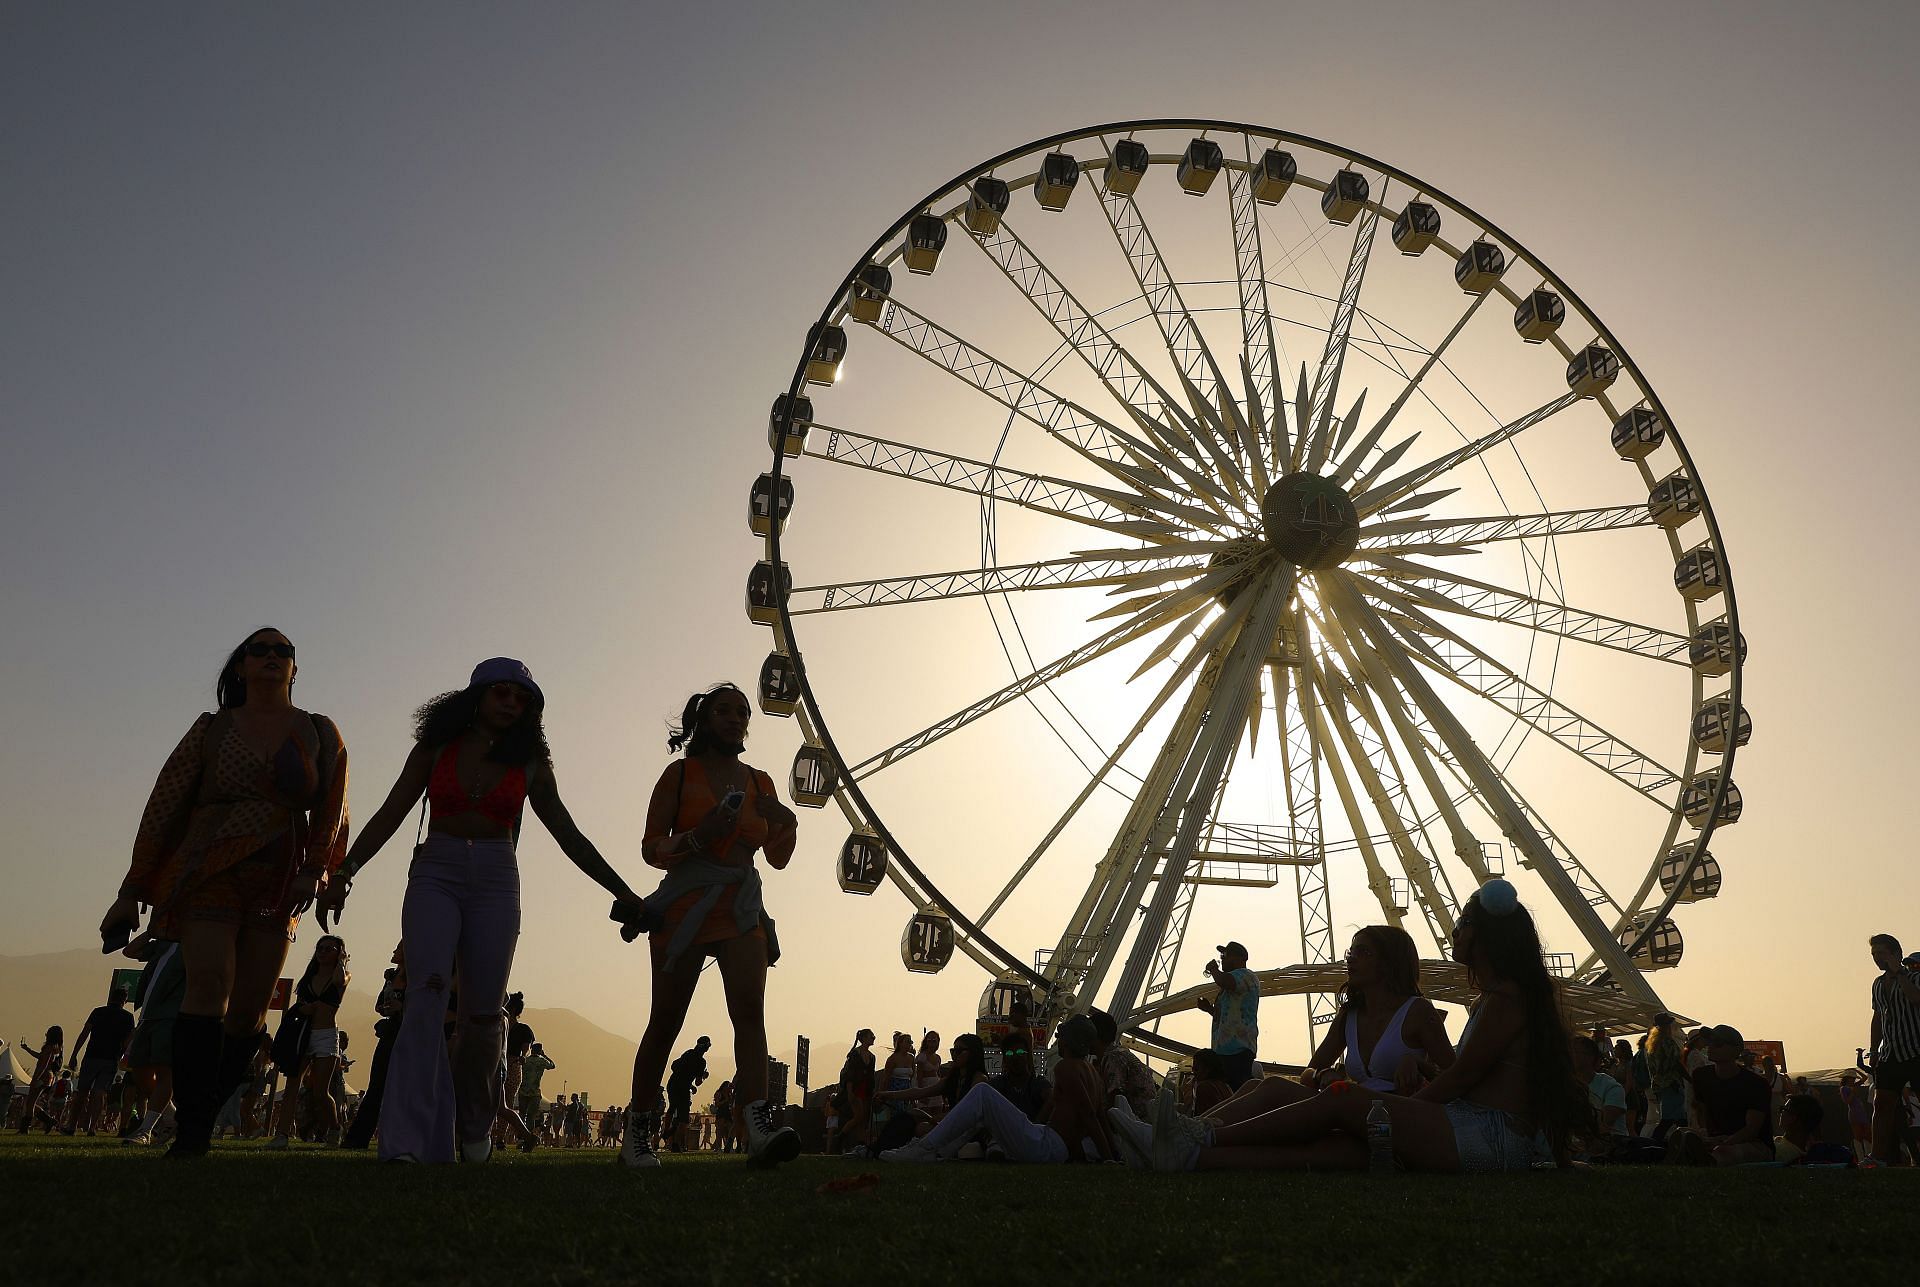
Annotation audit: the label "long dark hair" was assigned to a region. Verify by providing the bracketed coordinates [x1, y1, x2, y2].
[1456, 890, 1580, 1158]
[216, 627, 289, 709]
[1341, 924, 1421, 1011]
[414, 686, 551, 767]
[667, 684, 747, 755]
[943, 1034, 986, 1105]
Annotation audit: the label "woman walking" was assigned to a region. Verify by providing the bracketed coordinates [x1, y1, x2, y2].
[14, 1027, 63, 1134]
[98, 627, 349, 1159]
[323, 658, 643, 1164]
[266, 935, 349, 1148]
[618, 684, 800, 1169]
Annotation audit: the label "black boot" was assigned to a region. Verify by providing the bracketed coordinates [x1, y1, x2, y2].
[166, 1013, 223, 1160]
[213, 1027, 261, 1117]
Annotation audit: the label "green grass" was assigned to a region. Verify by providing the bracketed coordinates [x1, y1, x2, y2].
[2, 1132, 1911, 1286]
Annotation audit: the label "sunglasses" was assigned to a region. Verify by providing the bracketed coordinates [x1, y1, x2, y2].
[488, 683, 532, 703]
[244, 642, 295, 659]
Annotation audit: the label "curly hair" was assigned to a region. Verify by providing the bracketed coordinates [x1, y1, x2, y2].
[413, 686, 551, 767]
[667, 684, 747, 755]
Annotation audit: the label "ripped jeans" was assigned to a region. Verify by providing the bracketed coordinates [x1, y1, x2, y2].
[378, 837, 520, 1163]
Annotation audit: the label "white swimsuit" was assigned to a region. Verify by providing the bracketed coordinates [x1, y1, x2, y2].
[1344, 996, 1419, 1092]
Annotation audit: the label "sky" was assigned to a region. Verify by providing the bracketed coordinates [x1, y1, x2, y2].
[4, 1, 1919, 1083]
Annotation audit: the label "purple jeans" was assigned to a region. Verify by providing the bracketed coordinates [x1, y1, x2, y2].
[378, 836, 520, 1163]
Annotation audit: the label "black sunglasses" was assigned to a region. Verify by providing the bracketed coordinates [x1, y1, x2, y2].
[245, 642, 296, 659]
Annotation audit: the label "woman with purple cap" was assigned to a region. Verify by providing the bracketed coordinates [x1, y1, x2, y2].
[322, 658, 644, 1163]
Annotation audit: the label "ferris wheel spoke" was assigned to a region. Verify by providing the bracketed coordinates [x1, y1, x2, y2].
[1091, 164, 1254, 501]
[787, 552, 1211, 615]
[1352, 392, 1582, 518]
[977, 613, 1226, 928]
[1356, 504, 1657, 555]
[849, 590, 1222, 782]
[1319, 609, 1493, 890]
[1300, 195, 1386, 474]
[1351, 563, 1691, 665]
[1227, 147, 1281, 485]
[1324, 577, 1661, 1003]
[1354, 581, 1683, 803]
[1296, 652, 1410, 931]
[804, 426, 1189, 542]
[1305, 633, 1457, 945]
[863, 299, 1235, 527]
[1387, 669, 1627, 925]
[967, 215, 1226, 492]
[1276, 660, 1337, 1032]
[1330, 290, 1492, 487]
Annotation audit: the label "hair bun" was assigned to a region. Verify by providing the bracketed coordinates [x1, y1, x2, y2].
[1477, 878, 1520, 916]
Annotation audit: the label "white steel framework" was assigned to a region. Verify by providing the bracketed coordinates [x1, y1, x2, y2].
[751, 121, 1746, 1055]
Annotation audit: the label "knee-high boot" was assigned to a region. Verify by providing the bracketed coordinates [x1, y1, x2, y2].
[167, 1013, 224, 1159]
[213, 1028, 261, 1123]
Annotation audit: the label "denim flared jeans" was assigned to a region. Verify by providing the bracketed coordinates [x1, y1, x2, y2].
[378, 836, 520, 1163]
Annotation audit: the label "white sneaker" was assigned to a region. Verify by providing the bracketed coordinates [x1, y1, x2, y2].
[879, 1138, 939, 1164]
[1149, 1085, 1208, 1172]
[1106, 1106, 1152, 1169]
[459, 1136, 492, 1163]
[619, 1108, 659, 1169]
[743, 1099, 799, 1167]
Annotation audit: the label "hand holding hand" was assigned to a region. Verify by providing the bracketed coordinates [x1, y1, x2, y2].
[288, 870, 320, 916]
[316, 877, 350, 931]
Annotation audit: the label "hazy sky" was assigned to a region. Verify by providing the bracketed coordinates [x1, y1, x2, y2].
[5, 1, 1918, 1080]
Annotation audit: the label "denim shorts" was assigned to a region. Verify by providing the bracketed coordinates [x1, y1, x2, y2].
[1444, 1099, 1549, 1172]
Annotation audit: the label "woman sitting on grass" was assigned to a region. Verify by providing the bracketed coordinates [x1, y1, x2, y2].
[1152, 925, 1453, 1136]
[1119, 879, 1579, 1172]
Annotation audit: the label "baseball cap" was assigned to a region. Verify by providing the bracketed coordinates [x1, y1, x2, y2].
[470, 657, 543, 706]
[1216, 941, 1249, 960]
[1705, 1023, 1744, 1049]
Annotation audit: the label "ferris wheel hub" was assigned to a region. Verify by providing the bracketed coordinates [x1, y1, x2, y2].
[1262, 472, 1360, 570]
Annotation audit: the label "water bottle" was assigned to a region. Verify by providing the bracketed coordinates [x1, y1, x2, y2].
[1366, 1098, 1394, 1172]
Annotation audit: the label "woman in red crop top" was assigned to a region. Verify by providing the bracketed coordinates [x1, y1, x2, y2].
[323, 658, 643, 1164]
[619, 684, 799, 1169]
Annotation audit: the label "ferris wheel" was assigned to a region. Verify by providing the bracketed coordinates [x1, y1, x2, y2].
[747, 120, 1747, 1054]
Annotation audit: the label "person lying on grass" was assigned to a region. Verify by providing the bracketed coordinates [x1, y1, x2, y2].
[881, 1017, 1116, 1163]
[1113, 879, 1582, 1173]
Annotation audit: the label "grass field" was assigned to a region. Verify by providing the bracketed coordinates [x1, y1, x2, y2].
[2, 1132, 1911, 1286]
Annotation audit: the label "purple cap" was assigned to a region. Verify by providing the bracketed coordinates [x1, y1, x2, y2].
[469, 657, 543, 707]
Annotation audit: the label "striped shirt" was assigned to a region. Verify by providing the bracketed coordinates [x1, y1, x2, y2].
[1873, 969, 1920, 1062]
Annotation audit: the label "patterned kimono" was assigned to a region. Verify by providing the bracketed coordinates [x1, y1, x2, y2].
[122, 710, 349, 939]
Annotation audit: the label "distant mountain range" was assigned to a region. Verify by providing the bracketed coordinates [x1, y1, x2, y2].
[0, 948, 642, 1109]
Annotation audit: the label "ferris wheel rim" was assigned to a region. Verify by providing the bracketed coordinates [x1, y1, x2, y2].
[760, 118, 1744, 1006]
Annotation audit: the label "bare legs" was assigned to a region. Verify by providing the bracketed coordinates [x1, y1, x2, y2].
[1199, 1075, 1317, 1126]
[714, 934, 769, 1114]
[630, 951, 703, 1110]
[1197, 1088, 1461, 1172]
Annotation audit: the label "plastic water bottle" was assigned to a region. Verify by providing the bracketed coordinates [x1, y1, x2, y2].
[1366, 1098, 1394, 1172]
